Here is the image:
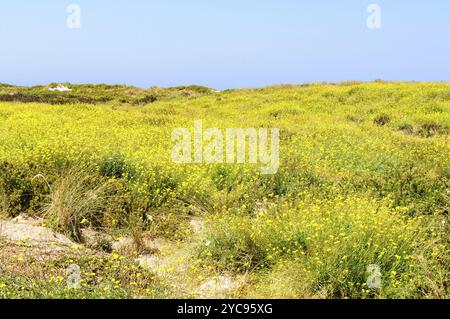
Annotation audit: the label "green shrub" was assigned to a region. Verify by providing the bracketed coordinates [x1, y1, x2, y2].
[0, 162, 34, 217]
[417, 121, 448, 137]
[169, 85, 213, 94]
[373, 113, 391, 126]
[99, 153, 136, 180]
[398, 123, 414, 134]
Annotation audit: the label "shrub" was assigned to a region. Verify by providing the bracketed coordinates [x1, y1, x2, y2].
[0, 162, 34, 217]
[134, 94, 157, 105]
[99, 153, 135, 180]
[169, 85, 213, 94]
[373, 113, 391, 126]
[417, 121, 448, 137]
[398, 123, 414, 134]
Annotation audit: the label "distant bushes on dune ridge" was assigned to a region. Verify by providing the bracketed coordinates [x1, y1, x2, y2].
[0, 83, 214, 106]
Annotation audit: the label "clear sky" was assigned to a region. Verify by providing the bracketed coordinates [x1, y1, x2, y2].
[1, 0, 449, 89]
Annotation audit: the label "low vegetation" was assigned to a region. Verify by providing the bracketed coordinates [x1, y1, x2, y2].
[0, 83, 214, 106]
[0, 82, 448, 299]
[0, 242, 171, 299]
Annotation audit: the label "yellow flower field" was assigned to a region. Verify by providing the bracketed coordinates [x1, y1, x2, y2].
[0, 82, 448, 298]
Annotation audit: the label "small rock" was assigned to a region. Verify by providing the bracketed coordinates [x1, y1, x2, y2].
[111, 236, 164, 255]
[11, 214, 42, 226]
[0, 218, 77, 255]
[81, 229, 113, 252]
[111, 237, 135, 254]
[135, 255, 161, 270]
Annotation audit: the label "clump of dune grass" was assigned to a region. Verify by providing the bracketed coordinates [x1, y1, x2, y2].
[37, 166, 115, 241]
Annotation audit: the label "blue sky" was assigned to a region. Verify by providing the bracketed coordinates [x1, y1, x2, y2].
[1, 0, 449, 89]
